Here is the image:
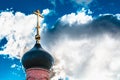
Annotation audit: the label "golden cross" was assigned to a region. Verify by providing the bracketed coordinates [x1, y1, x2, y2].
[34, 10, 43, 44]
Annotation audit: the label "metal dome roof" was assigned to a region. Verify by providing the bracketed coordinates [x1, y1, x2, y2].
[22, 43, 54, 70]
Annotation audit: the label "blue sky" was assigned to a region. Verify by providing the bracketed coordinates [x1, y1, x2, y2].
[0, 55, 25, 80]
[0, 0, 120, 80]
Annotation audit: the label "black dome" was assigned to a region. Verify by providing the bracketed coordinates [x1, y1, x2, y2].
[22, 43, 54, 70]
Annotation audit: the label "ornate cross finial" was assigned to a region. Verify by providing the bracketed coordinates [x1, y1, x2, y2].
[34, 10, 43, 44]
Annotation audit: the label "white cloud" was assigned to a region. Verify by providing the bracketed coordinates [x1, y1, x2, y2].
[42, 9, 50, 15]
[11, 64, 22, 71]
[0, 11, 44, 58]
[41, 12, 120, 80]
[11, 64, 17, 68]
[42, 8, 55, 16]
[116, 14, 120, 20]
[48, 34, 120, 80]
[60, 9, 92, 26]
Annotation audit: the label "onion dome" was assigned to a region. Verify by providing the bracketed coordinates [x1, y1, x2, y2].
[22, 43, 54, 70]
[21, 10, 54, 70]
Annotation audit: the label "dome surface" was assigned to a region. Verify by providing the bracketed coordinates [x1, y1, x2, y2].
[22, 43, 54, 70]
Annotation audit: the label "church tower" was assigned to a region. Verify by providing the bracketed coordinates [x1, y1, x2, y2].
[21, 10, 54, 80]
